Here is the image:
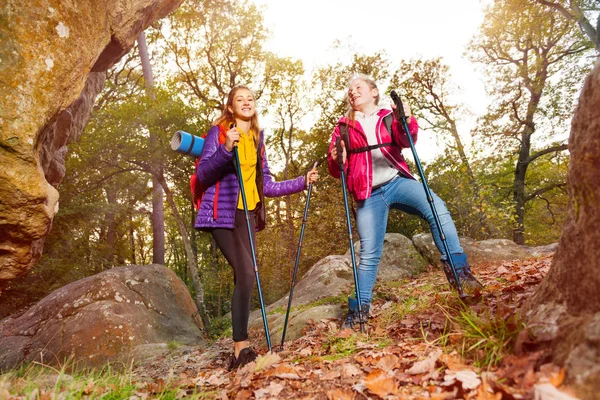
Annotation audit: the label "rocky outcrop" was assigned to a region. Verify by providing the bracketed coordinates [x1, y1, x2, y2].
[247, 232, 558, 347]
[349, 233, 428, 281]
[0, 0, 183, 282]
[412, 233, 556, 268]
[249, 233, 428, 345]
[0, 265, 204, 372]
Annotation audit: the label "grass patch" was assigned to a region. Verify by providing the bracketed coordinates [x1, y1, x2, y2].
[321, 333, 362, 361]
[0, 361, 208, 399]
[2, 362, 138, 399]
[167, 340, 183, 350]
[436, 302, 524, 369]
[205, 315, 232, 340]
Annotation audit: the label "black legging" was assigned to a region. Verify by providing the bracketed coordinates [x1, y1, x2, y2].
[211, 209, 257, 342]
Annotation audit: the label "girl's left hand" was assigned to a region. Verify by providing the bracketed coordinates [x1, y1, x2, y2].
[306, 167, 319, 188]
[391, 100, 412, 117]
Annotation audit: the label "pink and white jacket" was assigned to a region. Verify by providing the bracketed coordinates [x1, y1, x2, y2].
[327, 108, 419, 201]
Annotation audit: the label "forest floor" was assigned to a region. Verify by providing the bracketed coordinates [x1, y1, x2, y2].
[2, 254, 583, 399]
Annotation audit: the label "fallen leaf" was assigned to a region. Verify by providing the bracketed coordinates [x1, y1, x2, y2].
[254, 381, 284, 399]
[477, 375, 503, 400]
[406, 348, 442, 375]
[264, 364, 302, 380]
[375, 354, 398, 372]
[364, 369, 398, 398]
[253, 352, 281, 372]
[206, 373, 230, 386]
[444, 369, 481, 390]
[234, 388, 253, 399]
[550, 368, 566, 387]
[342, 363, 362, 378]
[440, 353, 470, 370]
[534, 383, 579, 400]
[299, 347, 312, 357]
[322, 368, 342, 381]
[146, 378, 166, 393]
[326, 388, 356, 400]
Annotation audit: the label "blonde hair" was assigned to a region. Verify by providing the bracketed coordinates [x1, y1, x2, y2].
[214, 85, 261, 143]
[345, 74, 380, 122]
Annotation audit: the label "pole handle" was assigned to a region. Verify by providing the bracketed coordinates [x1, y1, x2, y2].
[335, 137, 344, 169]
[390, 90, 406, 119]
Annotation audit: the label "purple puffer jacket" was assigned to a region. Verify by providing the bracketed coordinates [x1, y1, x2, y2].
[194, 125, 306, 231]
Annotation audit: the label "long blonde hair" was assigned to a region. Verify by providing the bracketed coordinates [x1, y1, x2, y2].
[213, 85, 261, 143]
[345, 74, 380, 122]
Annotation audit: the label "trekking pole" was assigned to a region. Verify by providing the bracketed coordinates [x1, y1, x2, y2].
[279, 160, 320, 350]
[336, 138, 366, 332]
[233, 143, 273, 351]
[390, 91, 467, 299]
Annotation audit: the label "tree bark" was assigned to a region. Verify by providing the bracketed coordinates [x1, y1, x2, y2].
[524, 59, 600, 397]
[105, 185, 118, 266]
[156, 174, 209, 328]
[138, 32, 165, 264]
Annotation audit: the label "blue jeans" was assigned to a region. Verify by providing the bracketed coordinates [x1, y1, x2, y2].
[352, 175, 466, 306]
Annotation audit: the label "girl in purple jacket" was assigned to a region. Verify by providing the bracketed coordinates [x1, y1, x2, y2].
[195, 85, 319, 369]
[328, 75, 482, 330]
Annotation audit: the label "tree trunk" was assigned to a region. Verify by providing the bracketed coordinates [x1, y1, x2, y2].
[156, 174, 209, 328]
[137, 31, 165, 264]
[524, 59, 600, 397]
[105, 185, 118, 266]
[513, 128, 532, 245]
[129, 213, 137, 265]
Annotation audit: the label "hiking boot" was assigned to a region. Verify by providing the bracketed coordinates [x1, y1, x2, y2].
[228, 347, 258, 371]
[443, 261, 483, 294]
[341, 298, 369, 330]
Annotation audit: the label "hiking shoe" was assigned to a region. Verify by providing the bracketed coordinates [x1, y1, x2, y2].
[228, 347, 258, 371]
[341, 304, 369, 330]
[443, 262, 483, 294]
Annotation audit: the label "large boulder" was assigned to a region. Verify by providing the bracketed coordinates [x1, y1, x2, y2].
[348, 232, 428, 281]
[0, 0, 183, 283]
[248, 233, 428, 345]
[412, 233, 556, 268]
[0, 265, 204, 372]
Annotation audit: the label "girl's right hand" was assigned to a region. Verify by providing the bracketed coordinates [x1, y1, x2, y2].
[330, 139, 347, 164]
[224, 127, 240, 152]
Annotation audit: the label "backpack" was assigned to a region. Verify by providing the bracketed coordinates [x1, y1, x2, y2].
[190, 125, 228, 211]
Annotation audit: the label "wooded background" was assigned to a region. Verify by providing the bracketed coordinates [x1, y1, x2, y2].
[2, 0, 597, 331]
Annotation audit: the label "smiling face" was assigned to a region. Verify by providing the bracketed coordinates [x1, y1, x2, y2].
[348, 78, 379, 113]
[228, 88, 256, 121]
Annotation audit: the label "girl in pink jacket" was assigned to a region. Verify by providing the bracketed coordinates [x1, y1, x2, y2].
[327, 75, 482, 330]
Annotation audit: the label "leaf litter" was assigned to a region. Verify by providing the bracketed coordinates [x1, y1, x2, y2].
[131, 255, 579, 399]
[5, 254, 584, 399]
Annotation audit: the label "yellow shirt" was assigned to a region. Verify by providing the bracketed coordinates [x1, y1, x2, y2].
[236, 128, 260, 210]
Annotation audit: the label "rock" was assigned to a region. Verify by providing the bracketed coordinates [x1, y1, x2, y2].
[412, 233, 551, 268]
[247, 233, 426, 343]
[525, 303, 567, 342]
[0, 0, 183, 283]
[564, 312, 600, 395]
[0, 264, 204, 372]
[250, 304, 345, 347]
[348, 232, 428, 281]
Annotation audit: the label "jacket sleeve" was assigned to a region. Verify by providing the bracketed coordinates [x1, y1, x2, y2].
[392, 116, 419, 149]
[327, 124, 348, 179]
[261, 133, 306, 197]
[196, 125, 234, 186]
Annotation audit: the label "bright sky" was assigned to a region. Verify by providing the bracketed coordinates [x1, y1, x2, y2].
[251, 0, 490, 161]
